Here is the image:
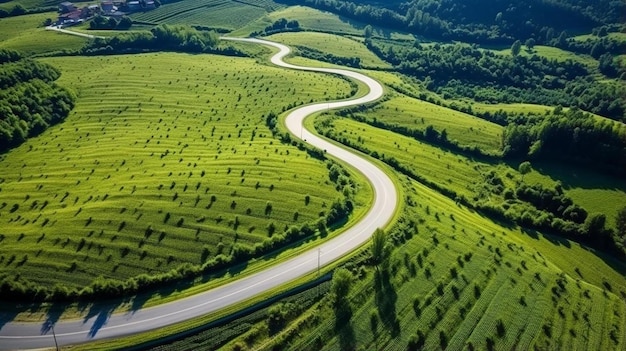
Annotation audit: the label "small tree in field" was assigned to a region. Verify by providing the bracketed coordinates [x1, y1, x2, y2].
[511, 40, 522, 56]
[518, 161, 532, 181]
[616, 207, 626, 246]
[370, 229, 390, 272]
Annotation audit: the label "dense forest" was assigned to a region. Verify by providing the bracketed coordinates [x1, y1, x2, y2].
[502, 108, 626, 175]
[277, 0, 624, 44]
[0, 49, 75, 152]
[366, 40, 626, 120]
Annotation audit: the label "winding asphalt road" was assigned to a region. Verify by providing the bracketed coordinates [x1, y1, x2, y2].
[0, 38, 397, 350]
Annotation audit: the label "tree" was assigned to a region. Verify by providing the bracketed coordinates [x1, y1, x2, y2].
[616, 207, 626, 245]
[511, 40, 522, 56]
[331, 268, 353, 304]
[117, 16, 133, 30]
[370, 229, 390, 272]
[364, 24, 373, 39]
[525, 38, 536, 51]
[518, 161, 532, 181]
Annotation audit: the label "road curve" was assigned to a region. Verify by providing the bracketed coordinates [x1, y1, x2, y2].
[0, 38, 397, 350]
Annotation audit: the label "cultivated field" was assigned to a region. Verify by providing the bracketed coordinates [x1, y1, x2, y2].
[130, 0, 281, 30]
[0, 52, 357, 290]
[214, 177, 626, 350]
[317, 115, 626, 231]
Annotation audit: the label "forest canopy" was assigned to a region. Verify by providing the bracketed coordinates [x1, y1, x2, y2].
[0, 49, 75, 152]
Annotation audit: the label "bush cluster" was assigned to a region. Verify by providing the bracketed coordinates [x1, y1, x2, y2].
[0, 49, 75, 152]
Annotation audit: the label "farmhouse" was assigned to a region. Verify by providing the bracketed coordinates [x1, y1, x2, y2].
[58, 1, 77, 13]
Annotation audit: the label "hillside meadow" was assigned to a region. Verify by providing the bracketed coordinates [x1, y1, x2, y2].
[0, 12, 86, 55]
[268, 31, 390, 69]
[208, 177, 626, 351]
[0, 51, 360, 292]
[316, 114, 626, 232]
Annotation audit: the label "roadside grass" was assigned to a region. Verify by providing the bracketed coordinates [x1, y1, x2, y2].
[0, 12, 86, 55]
[268, 31, 390, 69]
[0, 51, 357, 293]
[130, 0, 281, 30]
[353, 94, 504, 155]
[194, 177, 626, 350]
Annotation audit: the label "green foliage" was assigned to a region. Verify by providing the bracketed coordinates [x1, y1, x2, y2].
[331, 267, 352, 302]
[0, 51, 359, 301]
[368, 39, 625, 120]
[0, 51, 75, 152]
[82, 24, 226, 55]
[511, 40, 522, 56]
[370, 228, 390, 271]
[502, 109, 626, 174]
[277, 0, 622, 44]
[518, 161, 532, 179]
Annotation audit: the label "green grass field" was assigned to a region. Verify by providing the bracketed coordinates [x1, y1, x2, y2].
[130, 0, 281, 30]
[0, 12, 87, 55]
[492, 45, 599, 69]
[2, 4, 625, 350]
[317, 115, 626, 232]
[268, 31, 391, 69]
[215, 177, 626, 350]
[234, 5, 365, 37]
[354, 94, 504, 155]
[0, 0, 57, 11]
[0, 51, 357, 291]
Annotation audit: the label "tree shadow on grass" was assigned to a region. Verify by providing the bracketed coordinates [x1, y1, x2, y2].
[334, 300, 355, 351]
[374, 269, 400, 337]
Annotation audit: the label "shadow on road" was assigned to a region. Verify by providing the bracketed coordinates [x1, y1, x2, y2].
[83, 303, 116, 338]
[41, 304, 67, 335]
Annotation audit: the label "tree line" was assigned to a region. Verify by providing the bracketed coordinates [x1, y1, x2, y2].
[366, 40, 625, 121]
[0, 50, 75, 153]
[502, 108, 626, 176]
[276, 0, 622, 45]
[81, 24, 243, 56]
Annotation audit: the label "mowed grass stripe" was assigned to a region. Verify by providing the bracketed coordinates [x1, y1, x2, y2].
[357, 94, 504, 155]
[0, 52, 355, 289]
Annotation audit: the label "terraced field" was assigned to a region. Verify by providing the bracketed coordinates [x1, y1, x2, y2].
[0, 52, 356, 290]
[131, 0, 281, 29]
[350, 94, 504, 155]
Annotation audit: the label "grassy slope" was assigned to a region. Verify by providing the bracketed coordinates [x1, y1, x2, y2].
[322, 116, 626, 232]
[233, 5, 365, 37]
[222, 177, 626, 351]
[493, 45, 599, 69]
[355, 94, 504, 155]
[0, 12, 86, 55]
[268, 31, 390, 69]
[0, 52, 355, 290]
[130, 0, 281, 30]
